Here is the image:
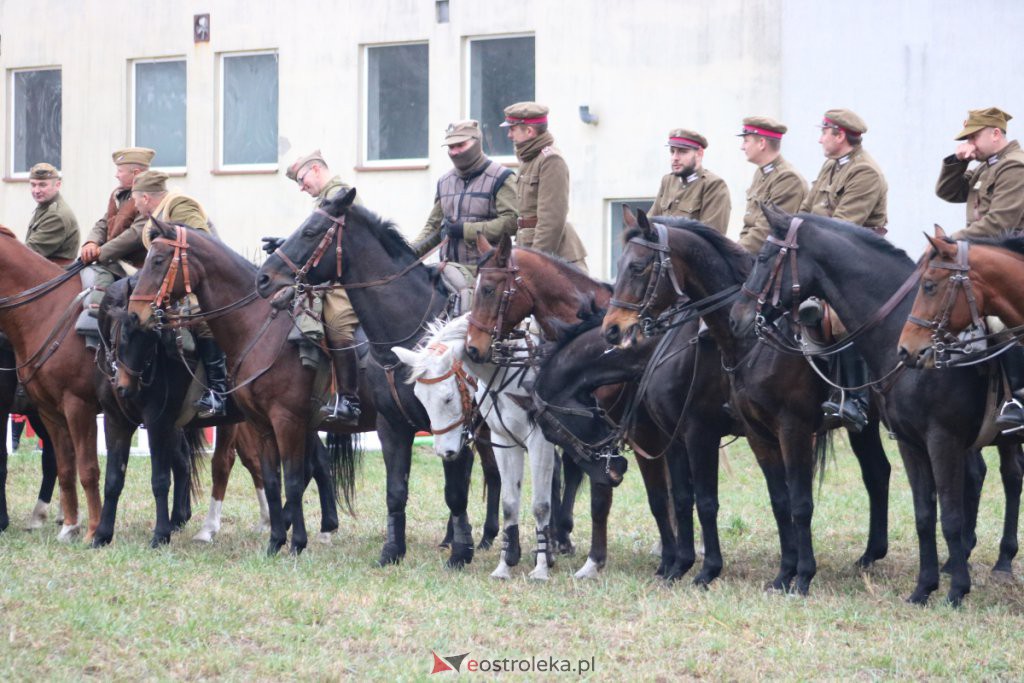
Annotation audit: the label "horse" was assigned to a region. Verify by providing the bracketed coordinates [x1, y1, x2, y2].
[730, 206, 1022, 605]
[126, 219, 363, 556]
[253, 191, 504, 565]
[603, 211, 893, 595]
[898, 225, 1024, 365]
[393, 314, 557, 580]
[463, 233, 705, 581]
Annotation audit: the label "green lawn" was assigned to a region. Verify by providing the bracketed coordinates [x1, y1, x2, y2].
[1, 436, 1022, 680]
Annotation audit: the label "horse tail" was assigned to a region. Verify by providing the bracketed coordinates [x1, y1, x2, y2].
[325, 432, 363, 517]
[182, 426, 209, 500]
[813, 427, 834, 490]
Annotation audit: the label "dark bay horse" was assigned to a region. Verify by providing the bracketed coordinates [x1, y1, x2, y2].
[463, 234, 711, 581]
[126, 220, 363, 556]
[730, 207, 1022, 605]
[603, 211, 893, 595]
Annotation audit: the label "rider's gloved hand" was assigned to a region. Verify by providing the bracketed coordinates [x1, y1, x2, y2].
[261, 236, 285, 255]
[441, 219, 465, 241]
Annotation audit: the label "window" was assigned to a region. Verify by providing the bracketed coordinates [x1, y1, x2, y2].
[132, 58, 187, 169]
[468, 36, 535, 158]
[608, 199, 654, 279]
[9, 67, 62, 175]
[364, 43, 429, 164]
[219, 51, 278, 168]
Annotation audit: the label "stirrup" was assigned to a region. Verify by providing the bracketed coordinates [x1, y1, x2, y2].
[195, 391, 226, 418]
[320, 394, 360, 424]
[996, 399, 1024, 434]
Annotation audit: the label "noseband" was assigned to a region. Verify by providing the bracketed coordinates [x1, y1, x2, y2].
[905, 240, 985, 355]
[129, 226, 194, 329]
[609, 223, 685, 336]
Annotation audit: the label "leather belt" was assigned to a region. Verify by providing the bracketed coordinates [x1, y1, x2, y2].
[516, 216, 538, 230]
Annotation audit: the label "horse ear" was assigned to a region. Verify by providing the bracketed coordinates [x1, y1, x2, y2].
[328, 187, 357, 214]
[933, 224, 948, 240]
[636, 208, 657, 241]
[495, 232, 513, 267]
[151, 215, 177, 239]
[924, 232, 955, 257]
[476, 232, 491, 254]
[759, 202, 790, 235]
[390, 346, 419, 368]
[622, 204, 638, 231]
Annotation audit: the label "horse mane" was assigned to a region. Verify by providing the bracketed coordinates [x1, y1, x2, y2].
[347, 204, 415, 263]
[402, 315, 470, 382]
[625, 217, 754, 284]
[974, 233, 1024, 258]
[770, 210, 913, 265]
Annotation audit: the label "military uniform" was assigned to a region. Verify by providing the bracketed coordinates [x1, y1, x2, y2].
[26, 192, 79, 265]
[85, 187, 149, 273]
[502, 102, 588, 270]
[936, 107, 1024, 240]
[736, 117, 807, 253]
[412, 120, 518, 274]
[801, 110, 888, 232]
[649, 128, 731, 234]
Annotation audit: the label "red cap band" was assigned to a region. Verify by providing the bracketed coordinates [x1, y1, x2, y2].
[823, 117, 856, 134]
[742, 125, 783, 139]
[668, 136, 702, 148]
[505, 116, 548, 125]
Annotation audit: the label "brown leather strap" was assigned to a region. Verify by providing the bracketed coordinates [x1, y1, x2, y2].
[516, 216, 538, 230]
[386, 365, 419, 428]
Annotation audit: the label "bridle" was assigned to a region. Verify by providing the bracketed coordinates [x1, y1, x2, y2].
[905, 240, 986, 356]
[273, 208, 345, 290]
[531, 392, 625, 470]
[741, 216, 805, 330]
[414, 342, 479, 440]
[467, 248, 539, 366]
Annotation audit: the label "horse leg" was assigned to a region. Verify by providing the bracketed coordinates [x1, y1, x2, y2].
[555, 452, 584, 555]
[91, 413, 134, 547]
[65, 402, 102, 542]
[309, 433, 339, 540]
[260, 438, 288, 556]
[993, 442, 1022, 576]
[443, 445, 475, 569]
[665, 437, 694, 581]
[25, 414, 57, 529]
[43, 418, 81, 541]
[781, 431, 817, 596]
[527, 439, 556, 581]
[931, 439, 971, 606]
[195, 424, 237, 543]
[898, 442, 940, 605]
[284, 446, 308, 556]
[575, 481, 612, 579]
[491, 445, 523, 580]
[689, 427, 723, 587]
[377, 422, 413, 566]
[846, 418, 890, 567]
[636, 452, 680, 579]
[146, 421, 179, 548]
[0, 433, 7, 533]
[749, 435, 797, 592]
[169, 432, 195, 531]
[475, 434, 501, 550]
[960, 449, 985, 564]
[235, 424, 271, 533]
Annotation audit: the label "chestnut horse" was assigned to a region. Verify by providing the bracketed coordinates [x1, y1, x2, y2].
[127, 219, 364, 556]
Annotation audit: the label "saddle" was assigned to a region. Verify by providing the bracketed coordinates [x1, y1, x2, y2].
[435, 262, 475, 316]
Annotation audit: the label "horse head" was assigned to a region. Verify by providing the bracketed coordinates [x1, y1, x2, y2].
[603, 207, 679, 348]
[465, 232, 529, 363]
[128, 218, 212, 330]
[897, 225, 968, 368]
[255, 187, 358, 302]
[112, 306, 160, 400]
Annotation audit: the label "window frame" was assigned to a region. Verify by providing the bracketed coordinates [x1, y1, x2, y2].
[360, 40, 430, 169]
[7, 65, 62, 179]
[216, 49, 279, 173]
[130, 56, 188, 174]
[464, 33, 535, 164]
[607, 198, 655, 280]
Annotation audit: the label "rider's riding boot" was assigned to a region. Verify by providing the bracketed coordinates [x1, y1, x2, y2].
[194, 337, 228, 419]
[821, 347, 870, 433]
[996, 345, 1024, 432]
[321, 340, 361, 427]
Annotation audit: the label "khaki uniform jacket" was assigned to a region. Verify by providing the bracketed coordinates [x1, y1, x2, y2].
[87, 188, 149, 271]
[413, 178, 518, 261]
[649, 169, 731, 234]
[739, 156, 807, 254]
[141, 193, 215, 249]
[800, 146, 888, 230]
[515, 141, 587, 265]
[936, 139, 1024, 240]
[317, 176, 360, 207]
[27, 192, 79, 263]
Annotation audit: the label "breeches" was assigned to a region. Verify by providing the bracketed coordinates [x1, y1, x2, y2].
[323, 287, 359, 344]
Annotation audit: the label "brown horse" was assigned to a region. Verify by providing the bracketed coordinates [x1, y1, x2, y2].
[126, 220, 365, 556]
[0, 227, 105, 540]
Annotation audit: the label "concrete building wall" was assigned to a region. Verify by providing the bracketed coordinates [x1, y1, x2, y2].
[0, 0, 1021, 275]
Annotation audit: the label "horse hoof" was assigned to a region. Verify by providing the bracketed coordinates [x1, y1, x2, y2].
[490, 563, 511, 580]
[316, 531, 334, 545]
[990, 568, 1017, 584]
[24, 501, 49, 530]
[290, 544, 306, 556]
[192, 529, 215, 543]
[477, 536, 496, 551]
[90, 533, 113, 549]
[556, 539, 576, 556]
[573, 557, 602, 580]
[57, 524, 81, 543]
[266, 540, 286, 556]
[150, 534, 171, 549]
[528, 567, 550, 581]
[447, 542, 474, 569]
[377, 544, 405, 566]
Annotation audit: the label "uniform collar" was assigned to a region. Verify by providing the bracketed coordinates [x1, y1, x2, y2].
[760, 162, 776, 175]
[987, 139, 1020, 166]
[679, 170, 701, 185]
[835, 146, 862, 167]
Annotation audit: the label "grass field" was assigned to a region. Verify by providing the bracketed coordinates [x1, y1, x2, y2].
[1, 435, 1023, 680]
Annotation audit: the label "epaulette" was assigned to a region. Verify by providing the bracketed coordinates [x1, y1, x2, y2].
[541, 145, 559, 157]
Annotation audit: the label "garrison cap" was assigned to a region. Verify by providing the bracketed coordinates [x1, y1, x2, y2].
[820, 109, 868, 135]
[500, 102, 549, 127]
[286, 150, 327, 183]
[667, 128, 708, 150]
[956, 107, 1013, 140]
[112, 147, 155, 167]
[738, 116, 787, 139]
[132, 170, 168, 193]
[28, 163, 60, 180]
[443, 120, 483, 146]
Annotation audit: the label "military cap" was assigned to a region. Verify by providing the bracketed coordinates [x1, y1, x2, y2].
[132, 170, 168, 193]
[820, 109, 868, 135]
[667, 128, 708, 150]
[443, 120, 483, 146]
[286, 150, 327, 183]
[112, 147, 155, 167]
[28, 162, 60, 180]
[500, 102, 549, 127]
[956, 107, 1013, 140]
[737, 116, 787, 139]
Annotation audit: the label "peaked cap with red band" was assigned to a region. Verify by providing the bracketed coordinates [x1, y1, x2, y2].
[500, 101, 550, 127]
[737, 115, 787, 139]
[667, 128, 708, 150]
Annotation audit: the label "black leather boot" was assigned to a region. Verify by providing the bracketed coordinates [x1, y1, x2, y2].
[194, 337, 228, 419]
[822, 347, 870, 433]
[996, 346, 1024, 433]
[321, 340, 361, 427]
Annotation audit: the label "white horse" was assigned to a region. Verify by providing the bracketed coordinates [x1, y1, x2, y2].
[393, 314, 557, 580]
